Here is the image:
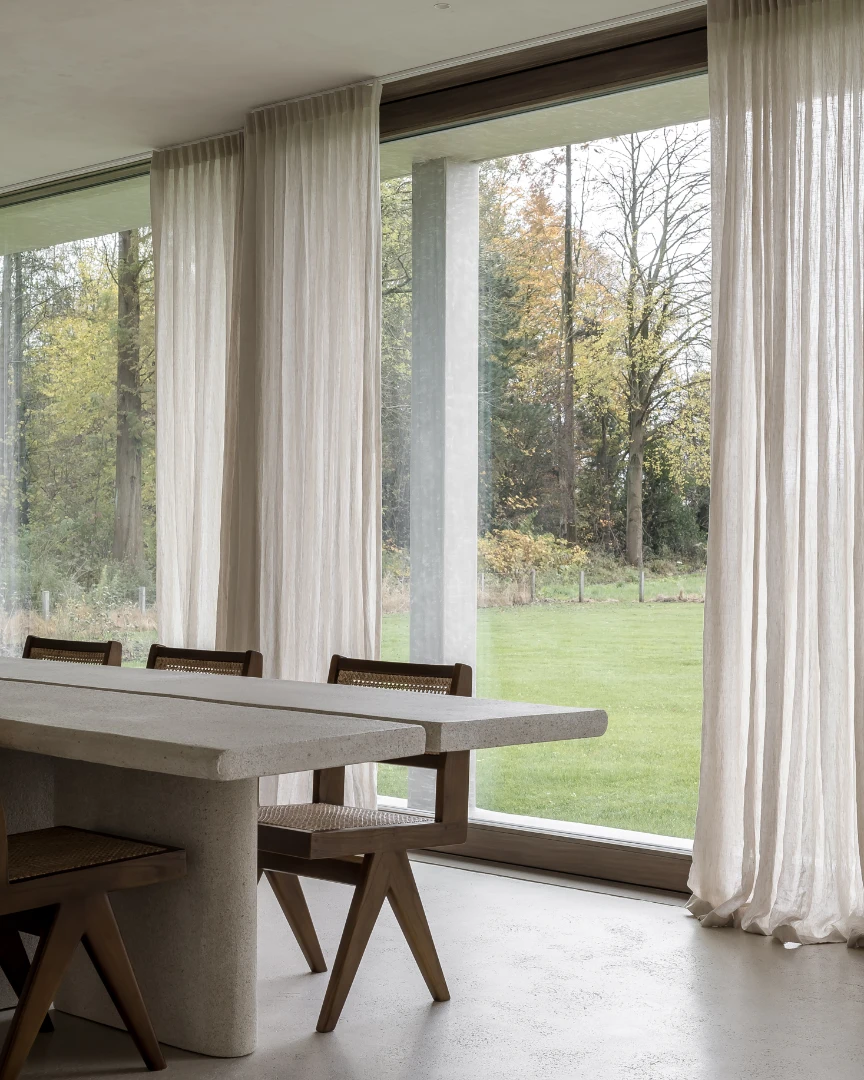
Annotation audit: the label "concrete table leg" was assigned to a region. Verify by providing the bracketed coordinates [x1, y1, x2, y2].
[52, 761, 259, 1057]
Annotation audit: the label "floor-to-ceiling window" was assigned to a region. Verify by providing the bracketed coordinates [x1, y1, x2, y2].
[0, 172, 158, 663]
[378, 74, 710, 856]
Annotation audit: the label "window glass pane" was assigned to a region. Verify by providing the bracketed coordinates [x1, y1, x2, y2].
[379, 76, 710, 842]
[0, 178, 157, 664]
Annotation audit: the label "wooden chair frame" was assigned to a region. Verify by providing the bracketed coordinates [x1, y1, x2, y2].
[0, 805, 185, 1080]
[258, 654, 473, 1032]
[22, 636, 122, 666]
[146, 645, 263, 678]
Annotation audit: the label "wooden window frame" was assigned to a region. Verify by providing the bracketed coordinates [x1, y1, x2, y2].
[435, 821, 691, 893]
[386, 804, 691, 893]
[0, 160, 150, 211]
[380, 7, 707, 141]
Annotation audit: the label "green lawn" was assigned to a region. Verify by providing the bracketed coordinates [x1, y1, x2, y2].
[380, 602, 704, 840]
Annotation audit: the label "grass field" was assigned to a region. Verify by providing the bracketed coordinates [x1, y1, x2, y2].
[379, 601, 704, 840]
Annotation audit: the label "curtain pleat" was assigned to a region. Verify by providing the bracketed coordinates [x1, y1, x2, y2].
[690, 0, 864, 944]
[152, 83, 382, 809]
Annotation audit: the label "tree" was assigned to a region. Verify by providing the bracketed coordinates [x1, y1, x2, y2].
[380, 178, 413, 551]
[0, 256, 14, 606]
[560, 146, 577, 542]
[113, 229, 143, 565]
[594, 128, 710, 566]
[479, 160, 565, 535]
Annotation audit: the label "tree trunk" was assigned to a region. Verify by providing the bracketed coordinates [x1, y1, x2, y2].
[559, 144, 578, 545]
[625, 415, 644, 567]
[0, 257, 12, 596]
[113, 230, 143, 565]
[12, 254, 26, 528]
[1, 256, 10, 449]
[599, 414, 615, 551]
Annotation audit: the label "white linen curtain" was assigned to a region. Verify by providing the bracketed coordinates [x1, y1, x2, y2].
[221, 84, 382, 806]
[152, 84, 382, 809]
[151, 134, 243, 649]
[689, 0, 864, 944]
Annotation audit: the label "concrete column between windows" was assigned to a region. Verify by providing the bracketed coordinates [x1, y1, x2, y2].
[407, 157, 480, 812]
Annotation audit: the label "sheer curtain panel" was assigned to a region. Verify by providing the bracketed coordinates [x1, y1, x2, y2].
[221, 84, 381, 806]
[151, 135, 243, 649]
[689, 0, 864, 943]
[152, 86, 381, 809]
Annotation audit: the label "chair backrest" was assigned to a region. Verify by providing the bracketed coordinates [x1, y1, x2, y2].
[327, 655, 472, 696]
[22, 635, 122, 666]
[146, 644, 263, 678]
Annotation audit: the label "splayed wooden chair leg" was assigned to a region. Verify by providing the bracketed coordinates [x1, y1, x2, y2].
[0, 929, 53, 1033]
[388, 852, 449, 1002]
[0, 905, 84, 1080]
[265, 870, 327, 974]
[316, 852, 392, 1033]
[81, 893, 165, 1071]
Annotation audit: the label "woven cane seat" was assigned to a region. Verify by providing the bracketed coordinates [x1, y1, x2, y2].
[336, 670, 453, 694]
[153, 656, 245, 676]
[257, 803, 417, 833]
[29, 648, 108, 665]
[7, 827, 170, 883]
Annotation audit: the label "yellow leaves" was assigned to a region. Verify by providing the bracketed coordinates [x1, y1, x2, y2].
[655, 377, 711, 489]
[478, 529, 587, 576]
[21, 238, 156, 535]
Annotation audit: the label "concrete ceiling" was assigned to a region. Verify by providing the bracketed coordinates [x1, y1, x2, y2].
[2, 0, 677, 190]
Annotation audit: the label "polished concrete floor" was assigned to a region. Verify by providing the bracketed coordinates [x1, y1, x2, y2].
[8, 857, 864, 1080]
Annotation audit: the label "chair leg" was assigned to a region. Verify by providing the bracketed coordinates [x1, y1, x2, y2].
[264, 870, 327, 974]
[387, 852, 449, 1002]
[81, 893, 165, 1072]
[0, 904, 84, 1080]
[316, 852, 393, 1033]
[0, 930, 53, 1033]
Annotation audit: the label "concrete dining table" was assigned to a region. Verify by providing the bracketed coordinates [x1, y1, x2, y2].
[0, 657, 607, 1057]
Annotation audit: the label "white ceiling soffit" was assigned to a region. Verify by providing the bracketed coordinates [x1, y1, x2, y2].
[0, 177, 151, 257]
[380, 74, 708, 180]
[1, 0, 689, 190]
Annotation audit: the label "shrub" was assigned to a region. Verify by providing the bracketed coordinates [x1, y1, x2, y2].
[478, 530, 587, 577]
[382, 543, 410, 582]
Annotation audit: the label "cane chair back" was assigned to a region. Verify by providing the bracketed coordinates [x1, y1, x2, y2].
[22, 636, 121, 667]
[327, 655, 472, 697]
[146, 644, 263, 678]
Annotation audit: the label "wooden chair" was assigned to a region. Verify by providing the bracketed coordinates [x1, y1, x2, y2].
[0, 803, 185, 1080]
[146, 644, 263, 678]
[258, 655, 472, 1033]
[22, 636, 122, 666]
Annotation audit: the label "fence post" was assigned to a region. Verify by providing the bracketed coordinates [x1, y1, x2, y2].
[41, 590, 50, 621]
[579, 570, 585, 603]
[530, 568, 536, 603]
[139, 587, 147, 615]
[639, 570, 645, 603]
